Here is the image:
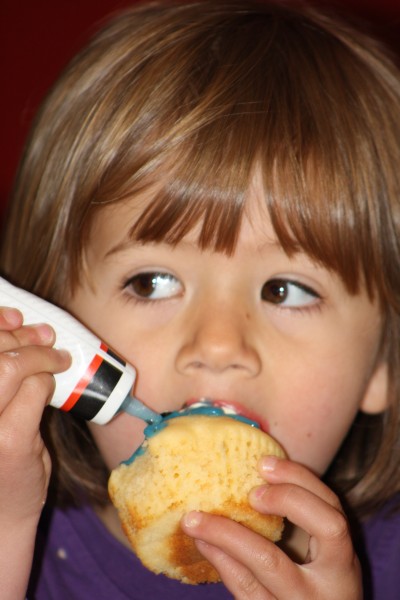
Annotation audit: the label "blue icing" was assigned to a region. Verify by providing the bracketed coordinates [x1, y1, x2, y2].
[122, 402, 260, 465]
[123, 444, 146, 465]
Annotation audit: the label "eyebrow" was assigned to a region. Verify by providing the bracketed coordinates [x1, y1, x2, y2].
[104, 233, 285, 262]
[104, 236, 195, 259]
[104, 238, 139, 258]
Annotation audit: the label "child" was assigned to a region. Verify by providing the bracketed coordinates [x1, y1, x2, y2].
[1, 1, 400, 598]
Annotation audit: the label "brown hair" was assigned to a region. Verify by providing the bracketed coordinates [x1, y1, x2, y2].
[1, 0, 400, 516]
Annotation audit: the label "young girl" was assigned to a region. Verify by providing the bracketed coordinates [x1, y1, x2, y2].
[1, 1, 400, 598]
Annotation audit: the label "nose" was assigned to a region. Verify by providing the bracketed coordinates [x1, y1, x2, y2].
[176, 301, 261, 377]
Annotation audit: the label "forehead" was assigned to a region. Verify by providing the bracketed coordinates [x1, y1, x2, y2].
[86, 178, 277, 261]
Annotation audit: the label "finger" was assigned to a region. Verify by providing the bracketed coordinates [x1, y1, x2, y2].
[249, 482, 353, 566]
[0, 307, 23, 330]
[194, 539, 277, 600]
[0, 379, 54, 521]
[0, 346, 71, 412]
[182, 511, 302, 598]
[0, 323, 55, 352]
[256, 457, 342, 511]
[0, 374, 57, 487]
[0, 373, 57, 443]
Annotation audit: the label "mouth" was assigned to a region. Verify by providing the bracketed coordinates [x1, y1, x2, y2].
[184, 398, 270, 433]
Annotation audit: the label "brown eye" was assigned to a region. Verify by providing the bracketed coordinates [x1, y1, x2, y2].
[261, 279, 318, 307]
[261, 279, 289, 304]
[125, 272, 183, 300]
[130, 274, 158, 297]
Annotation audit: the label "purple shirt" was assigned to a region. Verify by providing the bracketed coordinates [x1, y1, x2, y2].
[28, 504, 234, 599]
[28, 499, 400, 599]
[360, 495, 400, 600]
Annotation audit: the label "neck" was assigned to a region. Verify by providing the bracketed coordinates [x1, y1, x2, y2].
[94, 503, 133, 550]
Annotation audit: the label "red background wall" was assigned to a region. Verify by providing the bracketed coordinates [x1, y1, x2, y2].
[1, 0, 400, 211]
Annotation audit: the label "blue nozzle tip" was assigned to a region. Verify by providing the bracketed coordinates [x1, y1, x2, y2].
[120, 396, 162, 424]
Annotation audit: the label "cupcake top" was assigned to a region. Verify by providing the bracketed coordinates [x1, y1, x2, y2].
[124, 399, 260, 464]
[146, 399, 260, 436]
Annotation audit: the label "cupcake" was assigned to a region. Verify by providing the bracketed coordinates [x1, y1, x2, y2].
[108, 401, 286, 584]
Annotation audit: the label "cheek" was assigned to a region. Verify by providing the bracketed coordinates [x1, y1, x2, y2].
[274, 409, 356, 475]
[268, 362, 370, 475]
[100, 326, 179, 413]
[88, 414, 146, 469]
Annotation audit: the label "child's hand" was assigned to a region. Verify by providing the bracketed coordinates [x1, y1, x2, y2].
[0, 307, 71, 599]
[181, 457, 362, 599]
[0, 307, 71, 524]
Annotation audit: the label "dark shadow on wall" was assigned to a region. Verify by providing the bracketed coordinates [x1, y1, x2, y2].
[0, 0, 399, 215]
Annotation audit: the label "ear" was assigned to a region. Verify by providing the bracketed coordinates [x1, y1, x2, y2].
[359, 361, 389, 414]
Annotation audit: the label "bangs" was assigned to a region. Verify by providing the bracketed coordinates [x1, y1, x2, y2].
[112, 3, 400, 301]
[10, 2, 398, 307]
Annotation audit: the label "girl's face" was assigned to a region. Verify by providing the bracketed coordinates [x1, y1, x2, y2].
[68, 186, 386, 476]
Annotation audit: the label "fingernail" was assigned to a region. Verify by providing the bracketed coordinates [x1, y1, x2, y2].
[57, 349, 72, 363]
[32, 324, 54, 343]
[182, 511, 202, 529]
[249, 486, 268, 510]
[259, 456, 279, 472]
[249, 485, 267, 502]
[3, 308, 21, 326]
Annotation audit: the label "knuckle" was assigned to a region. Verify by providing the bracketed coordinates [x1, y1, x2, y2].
[24, 372, 56, 397]
[31, 434, 47, 460]
[0, 423, 29, 463]
[234, 571, 261, 598]
[0, 330, 14, 348]
[324, 509, 350, 545]
[0, 352, 21, 380]
[324, 489, 343, 512]
[0, 426, 18, 458]
[258, 546, 284, 573]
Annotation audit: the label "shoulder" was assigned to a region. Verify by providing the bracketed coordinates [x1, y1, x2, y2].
[359, 495, 400, 600]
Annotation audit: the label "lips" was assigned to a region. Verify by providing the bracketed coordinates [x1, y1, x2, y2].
[185, 398, 269, 433]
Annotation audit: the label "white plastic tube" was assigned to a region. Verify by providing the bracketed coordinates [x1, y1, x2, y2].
[0, 277, 161, 425]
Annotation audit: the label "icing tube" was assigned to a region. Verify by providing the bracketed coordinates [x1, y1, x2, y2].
[0, 277, 161, 425]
